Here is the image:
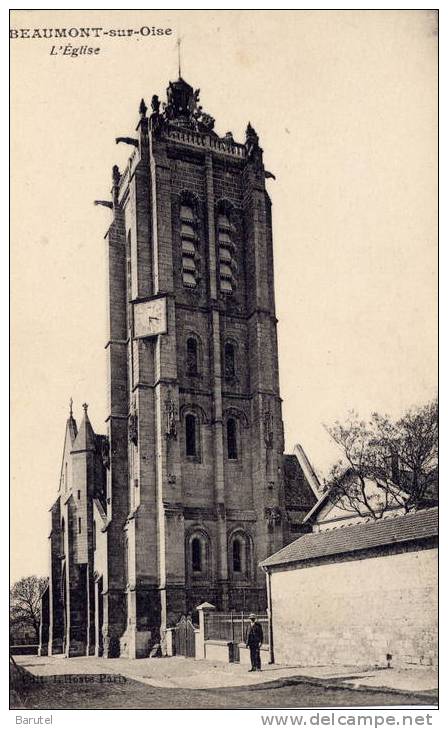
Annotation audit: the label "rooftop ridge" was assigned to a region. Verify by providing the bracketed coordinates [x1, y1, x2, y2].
[261, 506, 438, 569]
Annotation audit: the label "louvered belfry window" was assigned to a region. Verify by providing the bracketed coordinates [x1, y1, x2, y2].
[217, 212, 236, 293]
[180, 203, 199, 288]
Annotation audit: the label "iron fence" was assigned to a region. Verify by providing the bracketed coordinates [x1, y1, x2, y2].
[204, 612, 268, 645]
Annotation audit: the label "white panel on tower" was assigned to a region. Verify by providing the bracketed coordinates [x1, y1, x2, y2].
[133, 296, 167, 339]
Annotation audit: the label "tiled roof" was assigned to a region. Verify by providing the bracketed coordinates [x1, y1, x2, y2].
[261, 507, 438, 569]
[283, 454, 318, 511]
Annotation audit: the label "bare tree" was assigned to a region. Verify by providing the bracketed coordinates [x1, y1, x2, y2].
[324, 399, 438, 519]
[372, 398, 438, 510]
[10, 576, 48, 642]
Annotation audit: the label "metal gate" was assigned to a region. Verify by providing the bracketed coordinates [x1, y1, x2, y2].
[204, 612, 269, 662]
[173, 615, 196, 657]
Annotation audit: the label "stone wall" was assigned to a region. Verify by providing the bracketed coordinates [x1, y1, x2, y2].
[270, 543, 438, 669]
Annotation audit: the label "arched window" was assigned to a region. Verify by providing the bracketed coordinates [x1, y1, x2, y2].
[227, 417, 238, 460]
[186, 337, 198, 376]
[187, 531, 211, 581]
[217, 209, 236, 293]
[180, 201, 199, 288]
[192, 537, 202, 572]
[229, 532, 251, 579]
[185, 413, 197, 457]
[224, 342, 236, 379]
[233, 538, 242, 572]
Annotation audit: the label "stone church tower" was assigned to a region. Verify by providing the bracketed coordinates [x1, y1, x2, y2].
[40, 77, 319, 659]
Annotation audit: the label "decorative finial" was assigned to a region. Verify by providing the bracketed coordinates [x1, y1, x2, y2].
[263, 408, 274, 448]
[164, 389, 178, 439]
[151, 95, 160, 114]
[69, 397, 73, 417]
[112, 165, 120, 186]
[82, 402, 88, 415]
[139, 98, 147, 117]
[245, 122, 261, 161]
[246, 122, 259, 145]
[129, 401, 138, 446]
[177, 37, 182, 79]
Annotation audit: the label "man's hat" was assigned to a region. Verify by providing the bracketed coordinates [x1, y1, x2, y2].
[249, 613, 256, 619]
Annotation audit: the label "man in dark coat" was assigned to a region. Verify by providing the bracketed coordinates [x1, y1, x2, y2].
[246, 613, 263, 671]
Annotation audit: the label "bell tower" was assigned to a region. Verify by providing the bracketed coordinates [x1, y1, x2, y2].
[101, 78, 288, 657]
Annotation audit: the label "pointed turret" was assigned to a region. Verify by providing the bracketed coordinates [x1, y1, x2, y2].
[72, 403, 96, 452]
[58, 399, 78, 492]
[165, 77, 195, 121]
[162, 77, 215, 133]
[139, 98, 147, 117]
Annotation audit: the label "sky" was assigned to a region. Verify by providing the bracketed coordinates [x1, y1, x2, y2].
[10, 10, 438, 583]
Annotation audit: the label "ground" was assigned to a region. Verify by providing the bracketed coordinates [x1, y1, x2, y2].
[10, 655, 438, 711]
[12, 677, 434, 710]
